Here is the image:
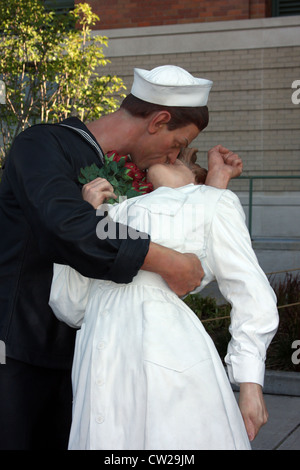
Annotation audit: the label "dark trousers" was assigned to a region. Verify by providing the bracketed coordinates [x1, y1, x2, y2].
[0, 357, 72, 450]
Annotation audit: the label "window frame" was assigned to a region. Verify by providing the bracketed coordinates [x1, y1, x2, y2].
[272, 0, 300, 17]
[43, 0, 75, 14]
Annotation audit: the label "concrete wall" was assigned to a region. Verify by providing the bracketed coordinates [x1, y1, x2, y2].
[97, 16, 300, 193]
[97, 16, 300, 274]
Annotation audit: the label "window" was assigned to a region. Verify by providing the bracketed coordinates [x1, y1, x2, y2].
[43, 0, 75, 14]
[272, 0, 300, 16]
[43, 1, 75, 28]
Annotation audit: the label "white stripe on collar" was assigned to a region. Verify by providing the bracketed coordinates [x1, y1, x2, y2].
[59, 123, 104, 164]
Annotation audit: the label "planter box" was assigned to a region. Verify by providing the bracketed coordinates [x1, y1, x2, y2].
[263, 370, 300, 396]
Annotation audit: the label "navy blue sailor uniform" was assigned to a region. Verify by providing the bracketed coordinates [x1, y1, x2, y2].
[0, 117, 150, 449]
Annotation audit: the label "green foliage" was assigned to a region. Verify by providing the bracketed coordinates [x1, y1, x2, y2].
[78, 154, 142, 204]
[184, 294, 231, 362]
[0, 0, 126, 167]
[185, 272, 300, 372]
[266, 273, 300, 372]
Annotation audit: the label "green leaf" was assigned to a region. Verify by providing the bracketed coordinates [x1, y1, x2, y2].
[110, 161, 118, 174]
[78, 163, 103, 184]
[0, 0, 126, 168]
[126, 189, 141, 198]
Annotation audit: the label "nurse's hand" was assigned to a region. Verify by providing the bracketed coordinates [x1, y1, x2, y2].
[205, 145, 243, 188]
[238, 383, 269, 441]
[82, 177, 117, 208]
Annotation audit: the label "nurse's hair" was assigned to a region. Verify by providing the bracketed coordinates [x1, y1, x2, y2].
[178, 148, 207, 185]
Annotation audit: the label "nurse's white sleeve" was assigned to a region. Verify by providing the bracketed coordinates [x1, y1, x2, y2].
[204, 191, 279, 387]
[49, 263, 92, 328]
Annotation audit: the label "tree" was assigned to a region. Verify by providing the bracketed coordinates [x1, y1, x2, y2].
[0, 0, 126, 166]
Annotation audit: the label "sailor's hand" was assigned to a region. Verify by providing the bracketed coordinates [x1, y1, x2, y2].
[142, 243, 204, 297]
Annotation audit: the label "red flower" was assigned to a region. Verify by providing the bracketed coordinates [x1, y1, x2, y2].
[143, 182, 154, 193]
[132, 180, 153, 193]
[106, 150, 129, 163]
[132, 180, 141, 190]
[79, 151, 154, 203]
[101, 151, 154, 199]
[124, 162, 146, 181]
[124, 162, 135, 169]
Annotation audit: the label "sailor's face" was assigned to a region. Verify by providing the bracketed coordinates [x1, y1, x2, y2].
[130, 123, 199, 170]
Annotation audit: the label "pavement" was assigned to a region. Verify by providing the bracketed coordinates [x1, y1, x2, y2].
[200, 282, 300, 451]
[233, 392, 300, 450]
[233, 370, 300, 450]
[252, 394, 300, 450]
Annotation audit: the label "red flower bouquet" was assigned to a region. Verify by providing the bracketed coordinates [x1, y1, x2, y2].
[78, 151, 153, 204]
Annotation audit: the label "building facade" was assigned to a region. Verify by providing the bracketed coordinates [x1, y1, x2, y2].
[48, 1, 300, 254]
[79, 0, 300, 274]
[77, 0, 273, 29]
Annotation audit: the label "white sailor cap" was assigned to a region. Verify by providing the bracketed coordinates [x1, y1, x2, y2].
[131, 65, 213, 107]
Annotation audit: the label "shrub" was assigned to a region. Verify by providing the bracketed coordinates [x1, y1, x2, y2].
[184, 294, 231, 363]
[184, 272, 300, 372]
[266, 273, 300, 372]
[0, 1, 126, 167]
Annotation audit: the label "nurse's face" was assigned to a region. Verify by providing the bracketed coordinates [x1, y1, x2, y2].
[147, 159, 196, 190]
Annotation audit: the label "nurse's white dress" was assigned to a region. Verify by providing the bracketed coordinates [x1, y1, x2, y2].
[50, 184, 278, 450]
